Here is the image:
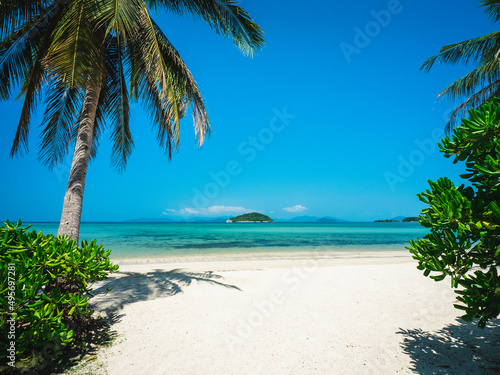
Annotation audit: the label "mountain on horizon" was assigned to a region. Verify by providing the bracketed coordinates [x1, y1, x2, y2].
[284, 215, 319, 223]
[391, 216, 407, 222]
[317, 216, 345, 223]
[124, 217, 174, 223]
[193, 216, 230, 223]
[124, 216, 231, 223]
[279, 216, 348, 223]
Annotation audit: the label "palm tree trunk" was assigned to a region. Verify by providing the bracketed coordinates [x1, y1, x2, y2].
[57, 79, 102, 242]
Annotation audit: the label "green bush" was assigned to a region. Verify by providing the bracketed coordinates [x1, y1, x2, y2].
[0, 220, 119, 370]
[408, 98, 500, 328]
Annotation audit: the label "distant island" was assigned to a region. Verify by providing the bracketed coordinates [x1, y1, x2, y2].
[402, 217, 419, 222]
[375, 216, 420, 223]
[227, 212, 274, 223]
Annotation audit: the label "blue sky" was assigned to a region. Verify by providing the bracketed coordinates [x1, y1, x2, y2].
[1, 0, 497, 222]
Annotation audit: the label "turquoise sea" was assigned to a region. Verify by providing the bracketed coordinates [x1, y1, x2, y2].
[28, 222, 427, 260]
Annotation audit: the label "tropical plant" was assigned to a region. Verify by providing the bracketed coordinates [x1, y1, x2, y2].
[1, 0, 264, 241]
[421, 0, 500, 132]
[0, 220, 119, 371]
[408, 98, 500, 328]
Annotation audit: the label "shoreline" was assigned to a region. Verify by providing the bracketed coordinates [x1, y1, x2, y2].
[111, 249, 414, 272]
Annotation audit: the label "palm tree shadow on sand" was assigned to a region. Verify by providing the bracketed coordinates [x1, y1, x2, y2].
[88, 269, 241, 315]
[398, 319, 500, 374]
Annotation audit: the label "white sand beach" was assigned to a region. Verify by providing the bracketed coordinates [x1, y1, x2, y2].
[73, 250, 500, 374]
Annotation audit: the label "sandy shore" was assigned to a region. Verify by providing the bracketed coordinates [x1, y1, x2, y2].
[73, 250, 500, 374]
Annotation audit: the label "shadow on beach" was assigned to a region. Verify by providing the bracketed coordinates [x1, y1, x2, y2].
[398, 319, 500, 374]
[89, 269, 241, 315]
[32, 271, 239, 374]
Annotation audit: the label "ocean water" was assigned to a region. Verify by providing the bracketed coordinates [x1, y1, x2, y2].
[25, 222, 427, 259]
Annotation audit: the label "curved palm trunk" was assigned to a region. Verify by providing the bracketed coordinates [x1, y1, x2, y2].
[57, 80, 102, 242]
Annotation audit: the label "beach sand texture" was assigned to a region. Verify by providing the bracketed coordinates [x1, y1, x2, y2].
[75, 252, 500, 374]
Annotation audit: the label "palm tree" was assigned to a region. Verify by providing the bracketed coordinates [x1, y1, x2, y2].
[1, 0, 264, 241]
[420, 0, 500, 132]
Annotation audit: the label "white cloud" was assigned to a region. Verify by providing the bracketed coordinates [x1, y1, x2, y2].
[163, 205, 252, 217]
[283, 205, 307, 213]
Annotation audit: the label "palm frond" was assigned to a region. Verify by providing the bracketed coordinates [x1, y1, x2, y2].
[421, 12, 500, 133]
[9, 75, 43, 157]
[129, 35, 177, 158]
[38, 76, 82, 168]
[107, 34, 133, 171]
[134, 68, 176, 158]
[480, 0, 500, 23]
[146, 0, 264, 55]
[10, 5, 65, 157]
[44, 0, 103, 89]
[421, 31, 500, 72]
[128, 5, 188, 155]
[151, 18, 211, 146]
[0, 0, 48, 39]
[444, 79, 500, 132]
[128, 5, 215, 154]
[0, 32, 31, 99]
[437, 59, 500, 101]
[92, 0, 144, 38]
[0, 4, 61, 100]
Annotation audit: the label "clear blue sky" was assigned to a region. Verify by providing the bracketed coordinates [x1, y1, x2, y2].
[1, 0, 496, 222]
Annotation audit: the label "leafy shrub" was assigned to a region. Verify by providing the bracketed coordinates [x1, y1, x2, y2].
[0, 220, 119, 370]
[408, 98, 500, 328]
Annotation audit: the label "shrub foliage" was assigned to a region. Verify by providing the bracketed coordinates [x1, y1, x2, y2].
[0, 220, 118, 369]
[408, 98, 500, 328]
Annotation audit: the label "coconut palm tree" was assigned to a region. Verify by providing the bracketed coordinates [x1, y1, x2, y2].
[1, 0, 264, 241]
[420, 0, 500, 132]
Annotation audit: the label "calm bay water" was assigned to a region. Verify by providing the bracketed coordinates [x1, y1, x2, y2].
[26, 222, 427, 259]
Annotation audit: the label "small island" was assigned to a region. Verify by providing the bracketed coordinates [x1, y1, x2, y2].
[227, 212, 274, 223]
[402, 217, 419, 222]
[375, 217, 420, 223]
